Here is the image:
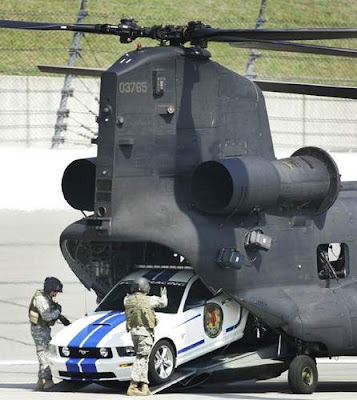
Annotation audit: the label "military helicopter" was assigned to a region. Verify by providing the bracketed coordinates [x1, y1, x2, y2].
[1, 17, 357, 394]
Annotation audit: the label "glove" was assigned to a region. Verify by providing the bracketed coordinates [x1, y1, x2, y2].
[59, 315, 71, 326]
[53, 302, 62, 313]
[160, 287, 167, 296]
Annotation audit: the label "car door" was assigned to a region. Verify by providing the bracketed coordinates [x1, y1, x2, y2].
[212, 293, 244, 342]
[178, 278, 213, 362]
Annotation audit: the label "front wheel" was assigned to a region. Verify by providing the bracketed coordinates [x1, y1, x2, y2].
[288, 355, 318, 394]
[149, 340, 176, 385]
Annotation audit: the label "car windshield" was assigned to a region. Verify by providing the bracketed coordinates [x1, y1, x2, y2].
[96, 280, 187, 314]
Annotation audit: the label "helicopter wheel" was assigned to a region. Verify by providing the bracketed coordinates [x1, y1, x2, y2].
[288, 355, 318, 394]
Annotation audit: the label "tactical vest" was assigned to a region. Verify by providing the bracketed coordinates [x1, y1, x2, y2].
[28, 290, 54, 327]
[125, 292, 158, 330]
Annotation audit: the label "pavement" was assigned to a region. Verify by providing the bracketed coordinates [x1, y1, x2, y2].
[3, 363, 357, 399]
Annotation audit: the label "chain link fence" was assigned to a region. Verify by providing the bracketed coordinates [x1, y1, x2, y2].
[0, 0, 356, 151]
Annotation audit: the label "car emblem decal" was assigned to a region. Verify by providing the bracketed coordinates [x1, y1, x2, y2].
[79, 349, 89, 355]
[204, 303, 223, 338]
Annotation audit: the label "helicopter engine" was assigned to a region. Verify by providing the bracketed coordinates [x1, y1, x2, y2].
[192, 146, 340, 215]
[62, 157, 96, 211]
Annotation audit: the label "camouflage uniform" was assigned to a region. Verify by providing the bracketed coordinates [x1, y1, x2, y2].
[29, 290, 61, 380]
[124, 290, 167, 385]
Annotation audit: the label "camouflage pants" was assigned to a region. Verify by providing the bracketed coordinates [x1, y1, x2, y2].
[130, 332, 154, 384]
[30, 324, 52, 379]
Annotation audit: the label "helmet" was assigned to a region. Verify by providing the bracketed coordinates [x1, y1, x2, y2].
[44, 277, 63, 293]
[130, 277, 150, 294]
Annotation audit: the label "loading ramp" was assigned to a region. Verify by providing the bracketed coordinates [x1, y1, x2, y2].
[151, 343, 287, 394]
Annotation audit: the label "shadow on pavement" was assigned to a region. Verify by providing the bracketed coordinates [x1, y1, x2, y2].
[48, 381, 127, 393]
[0, 383, 33, 390]
[177, 380, 357, 394]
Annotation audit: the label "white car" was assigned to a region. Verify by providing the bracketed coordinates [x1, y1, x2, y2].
[48, 268, 248, 385]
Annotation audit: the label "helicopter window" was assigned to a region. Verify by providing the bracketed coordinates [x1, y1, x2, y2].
[317, 243, 348, 280]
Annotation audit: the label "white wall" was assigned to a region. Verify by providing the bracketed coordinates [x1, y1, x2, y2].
[1, 75, 356, 150]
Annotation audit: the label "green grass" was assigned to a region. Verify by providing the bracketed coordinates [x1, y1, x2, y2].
[0, 0, 356, 85]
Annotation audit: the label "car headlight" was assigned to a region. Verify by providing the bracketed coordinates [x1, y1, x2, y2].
[116, 346, 136, 357]
[48, 344, 57, 356]
[99, 347, 110, 358]
[61, 346, 70, 357]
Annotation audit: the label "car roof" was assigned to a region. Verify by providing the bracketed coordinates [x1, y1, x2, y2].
[121, 268, 196, 285]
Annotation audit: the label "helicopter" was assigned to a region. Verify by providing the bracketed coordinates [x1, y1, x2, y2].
[1, 17, 357, 394]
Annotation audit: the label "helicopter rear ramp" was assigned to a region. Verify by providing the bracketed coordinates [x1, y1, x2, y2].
[151, 344, 287, 394]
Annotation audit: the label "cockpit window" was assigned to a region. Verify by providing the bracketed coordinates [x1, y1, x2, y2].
[96, 280, 186, 314]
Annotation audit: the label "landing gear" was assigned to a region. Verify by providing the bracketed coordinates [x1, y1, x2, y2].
[288, 355, 318, 394]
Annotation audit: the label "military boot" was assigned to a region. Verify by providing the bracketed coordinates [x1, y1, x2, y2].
[140, 383, 151, 396]
[127, 381, 141, 396]
[34, 378, 44, 391]
[43, 378, 55, 391]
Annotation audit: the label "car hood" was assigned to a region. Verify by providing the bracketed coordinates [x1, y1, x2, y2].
[51, 310, 178, 348]
[51, 311, 131, 348]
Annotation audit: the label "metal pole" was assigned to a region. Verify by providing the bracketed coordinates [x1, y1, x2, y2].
[302, 95, 306, 147]
[51, 0, 88, 148]
[245, 0, 268, 80]
[26, 76, 30, 147]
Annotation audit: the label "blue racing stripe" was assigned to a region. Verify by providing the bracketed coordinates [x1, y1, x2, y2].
[65, 311, 126, 375]
[178, 339, 205, 354]
[142, 270, 160, 281]
[67, 311, 118, 347]
[83, 312, 126, 347]
[66, 358, 82, 373]
[153, 269, 178, 282]
[80, 359, 98, 373]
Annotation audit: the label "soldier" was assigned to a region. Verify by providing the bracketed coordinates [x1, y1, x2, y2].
[28, 277, 71, 391]
[124, 277, 167, 396]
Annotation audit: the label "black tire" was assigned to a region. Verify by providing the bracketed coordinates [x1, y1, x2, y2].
[288, 355, 318, 394]
[149, 340, 176, 385]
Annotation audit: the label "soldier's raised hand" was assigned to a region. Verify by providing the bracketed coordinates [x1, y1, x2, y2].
[160, 287, 167, 296]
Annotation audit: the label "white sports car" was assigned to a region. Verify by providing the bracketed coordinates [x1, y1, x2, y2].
[48, 268, 248, 385]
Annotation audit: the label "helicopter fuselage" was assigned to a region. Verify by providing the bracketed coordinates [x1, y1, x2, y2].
[61, 44, 357, 357]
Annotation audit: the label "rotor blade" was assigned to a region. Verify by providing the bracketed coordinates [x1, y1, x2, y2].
[194, 26, 357, 41]
[254, 80, 357, 99]
[0, 19, 119, 35]
[228, 39, 357, 58]
[38, 65, 105, 77]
